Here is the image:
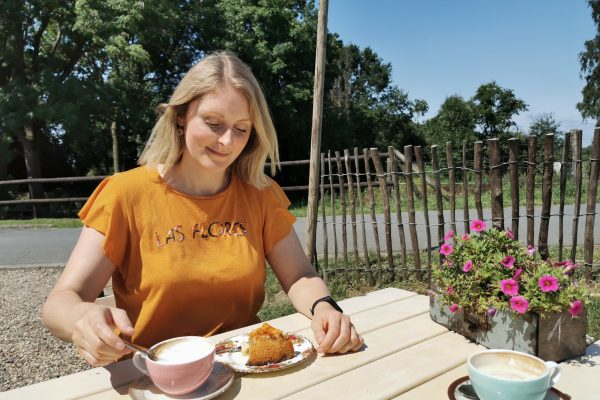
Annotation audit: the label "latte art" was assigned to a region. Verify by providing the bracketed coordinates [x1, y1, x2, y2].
[153, 337, 214, 364]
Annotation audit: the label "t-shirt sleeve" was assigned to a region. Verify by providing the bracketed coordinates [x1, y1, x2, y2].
[262, 179, 297, 255]
[78, 176, 130, 270]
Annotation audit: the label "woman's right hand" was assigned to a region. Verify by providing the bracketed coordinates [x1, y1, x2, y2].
[71, 304, 135, 366]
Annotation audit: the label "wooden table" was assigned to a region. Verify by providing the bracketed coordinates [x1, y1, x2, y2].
[3, 288, 599, 400]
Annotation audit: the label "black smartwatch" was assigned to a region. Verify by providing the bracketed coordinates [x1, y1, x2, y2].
[310, 295, 343, 315]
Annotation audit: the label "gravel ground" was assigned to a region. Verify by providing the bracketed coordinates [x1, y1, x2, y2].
[0, 267, 91, 393]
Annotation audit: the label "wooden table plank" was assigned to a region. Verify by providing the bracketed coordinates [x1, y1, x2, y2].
[0, 288, 416, 400]
[214, 312, 448, 400]
[393, 364, 469, 399]
[284, 332, 480, 400]
[553, 341, 600, 399]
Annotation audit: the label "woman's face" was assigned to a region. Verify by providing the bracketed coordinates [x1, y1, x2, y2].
[178, 85, 252, 176]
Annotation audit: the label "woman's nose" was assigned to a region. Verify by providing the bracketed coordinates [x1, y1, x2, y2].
[217, 127, 234, 147]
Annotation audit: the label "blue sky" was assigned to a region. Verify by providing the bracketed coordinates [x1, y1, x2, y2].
[327, 1, 596, 145]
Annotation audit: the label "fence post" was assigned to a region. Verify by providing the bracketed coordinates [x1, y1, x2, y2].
[344, 149, 360, 275]
[335, 151, 349, 285]
[526, 136, 537, 246]
[558, 131, 571, 260]
[431, 145, 445, 264]
[389, 146, 408, 280]
[508, 138, 520, 240]
[363, 148, 382, 281]
[370, 148, 395, 282]
[415, 146, 432, 280]
[462, 141, 470, 234]
[354, 147, 374, 286]
[404, 145, 422, 280]
[538, 134, 554, 260]
[473, 141, 484, 221]
[446, 142, 457, 235]
[570, 130, 583, 262]
[488, 138, 504, 230]
[584, 128, 600, 282]
[320, 153, 328, 281]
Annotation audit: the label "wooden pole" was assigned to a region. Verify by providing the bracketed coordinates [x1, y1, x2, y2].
[583, 128, 600, 281]
[111, 120, 120, 173]
[305, 0, 328, 261]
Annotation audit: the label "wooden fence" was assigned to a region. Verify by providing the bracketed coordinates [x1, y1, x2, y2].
[315, 130, 600, 285]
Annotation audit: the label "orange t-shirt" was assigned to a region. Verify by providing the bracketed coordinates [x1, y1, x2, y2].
[78, 166, 296, 347]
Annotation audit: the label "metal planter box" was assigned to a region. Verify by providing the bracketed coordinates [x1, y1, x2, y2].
[429, 295, 587, 362]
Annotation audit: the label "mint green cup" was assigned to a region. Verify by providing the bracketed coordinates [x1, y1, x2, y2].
[467, 349, 561, 400]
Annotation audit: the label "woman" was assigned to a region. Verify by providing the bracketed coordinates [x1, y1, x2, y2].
[42, 51, 364, 367]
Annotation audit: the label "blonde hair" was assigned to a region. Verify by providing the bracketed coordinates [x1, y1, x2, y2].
[138, 51, 280, 189]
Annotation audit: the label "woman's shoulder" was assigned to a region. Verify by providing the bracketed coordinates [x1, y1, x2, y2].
[107, 166, 159, 188]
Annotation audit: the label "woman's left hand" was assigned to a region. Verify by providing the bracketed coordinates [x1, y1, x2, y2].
[311, 305, 364, 354]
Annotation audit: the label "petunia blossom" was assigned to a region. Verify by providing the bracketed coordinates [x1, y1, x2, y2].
[569, 300, 583, 317]
[440, 243, 454, 256]
[509, 296, 529, 314]
[500, 279, 519, 296]
[449, 303, 459, 313]
[512, 268, 523, 280]
[461, 233, 470, 240]
[538, 275, 559, 293]
[487, 307, 497, 317]
[505, 229, 514, 240]
[470, 219, 487, 232]
[501, 255, 515, 269]
[463, 260, 473, 273]
[444, 229, 454, 242]
[563, 262, 579, 276]
[446, 285, 454, 295]
[526, 245, 536, 256]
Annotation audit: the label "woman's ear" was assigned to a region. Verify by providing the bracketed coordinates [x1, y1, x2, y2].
[176, 114, 185, 128]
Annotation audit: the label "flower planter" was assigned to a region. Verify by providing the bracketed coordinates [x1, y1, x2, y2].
[429, 295, 587, 362]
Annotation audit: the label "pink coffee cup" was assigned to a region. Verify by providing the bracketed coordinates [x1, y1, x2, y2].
[132, 336, 215, 395]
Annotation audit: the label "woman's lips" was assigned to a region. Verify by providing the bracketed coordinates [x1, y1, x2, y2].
[206, 147, 229, 157]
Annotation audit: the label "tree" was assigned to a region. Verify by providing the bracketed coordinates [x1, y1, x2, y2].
[471, 81, 528, 139]
[0, 0, 150, 196]
[421, 95, 476, 147]
[578, 0, 600, 121]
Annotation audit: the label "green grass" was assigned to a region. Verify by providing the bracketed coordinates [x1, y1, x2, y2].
[0, 218, 82, 228]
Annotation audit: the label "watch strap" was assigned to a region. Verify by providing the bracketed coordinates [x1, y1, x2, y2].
[310, 295, 343, 315]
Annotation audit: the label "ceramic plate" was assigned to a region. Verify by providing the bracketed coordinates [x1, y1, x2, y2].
[215, 332, 314, 373]
[129, 362, 234, 400]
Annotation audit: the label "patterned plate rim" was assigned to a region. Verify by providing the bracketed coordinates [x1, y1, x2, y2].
[215, 332, 315, 373]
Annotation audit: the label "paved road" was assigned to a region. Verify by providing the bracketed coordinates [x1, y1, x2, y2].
[1, 204, 598, 266]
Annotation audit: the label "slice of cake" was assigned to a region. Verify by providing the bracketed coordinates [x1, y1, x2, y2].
[246, 323, 295, 366]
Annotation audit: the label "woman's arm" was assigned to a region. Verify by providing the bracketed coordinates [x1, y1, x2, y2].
[266, 228, 364, 354]
[42, 226, 134, 366]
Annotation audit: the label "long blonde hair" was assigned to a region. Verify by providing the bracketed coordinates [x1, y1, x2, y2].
[138, 51, 280, 189]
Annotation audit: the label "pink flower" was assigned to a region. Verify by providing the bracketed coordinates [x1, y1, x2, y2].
[512, 268, 523, 280]
[569, 300, 583, 317]
[487, 307, 497, 317]
[440, 243, 454, 256]
[506, 229, 514, 239]
[501, 256, 515, 269]
[527, 245, 536, 256]
[444, 229, 454, 242]
[470, 219, 487, 232]
[449, 303, 459, 313]
[461, 233, 470, 240]
[510, 296, 529, 314]
[538, 275, 559, 292]
[463, 260, 473, 273]
[500, 279, 519, 296]
[446, 285, 454, 295]
[564, 262, 579, 276]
